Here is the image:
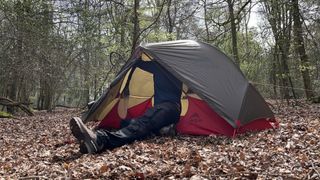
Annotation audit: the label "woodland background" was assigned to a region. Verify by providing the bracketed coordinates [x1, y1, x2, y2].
[0, 0, 319, 179]
[0, 0, 319, 113]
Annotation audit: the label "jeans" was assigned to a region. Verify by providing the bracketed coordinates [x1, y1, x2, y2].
[96, 101, 181, 151]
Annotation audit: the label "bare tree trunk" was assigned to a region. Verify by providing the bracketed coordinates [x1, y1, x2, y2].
[38, 76, 45, 110]
[131, 0, 140, 54]
[37, 0, 55, 111]
[118, 4, 128, 48]
[292, 0, 314, 100]
[203, 0, 210, 41]
[263, 0, 294, 100]
[44, 82, 54, 112]
[8, 80, 17, 113]
[279, 45, 294, 99]
[8, 1, 24, 114]
[82, 0, 91, 105]
[167, 0, 174, 40]
[84, 51, 90, 105]
[271, 47, 278, 98]
[227, 0, 240, 65]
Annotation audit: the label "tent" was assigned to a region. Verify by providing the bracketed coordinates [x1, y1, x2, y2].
[83, 40, 278, 137]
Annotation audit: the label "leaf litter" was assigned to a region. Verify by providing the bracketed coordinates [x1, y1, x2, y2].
[0, 101, 319, 179]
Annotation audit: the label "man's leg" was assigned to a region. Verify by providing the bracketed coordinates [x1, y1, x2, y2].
[70, 102, 180, 153]
[97, 102, 181, 150]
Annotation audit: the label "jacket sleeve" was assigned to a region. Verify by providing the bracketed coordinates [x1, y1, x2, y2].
[136, 60, 156, 73]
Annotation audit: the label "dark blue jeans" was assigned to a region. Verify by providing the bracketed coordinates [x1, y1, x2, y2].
[96, 101, 181, 151]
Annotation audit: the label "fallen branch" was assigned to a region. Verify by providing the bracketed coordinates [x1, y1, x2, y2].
[55, 104, 77, 108]
[308, 149, 320, 178]
[19, 176, 49, 179]
[0, 97, 34, 116]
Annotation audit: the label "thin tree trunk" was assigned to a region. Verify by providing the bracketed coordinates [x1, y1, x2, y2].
[279, 45, 293, 99]
[292, 0, 314, 99]
[203, 0, 210, 41]
[227, 0, 240, 65]
[167, 0, 174, 40]
[9, 1, 24, 113]
[83, 0, 91, 105]
[131, 0, 140, 54]
[263, 0, 293, 100]
[8, 80, 17, 113]
[271, 47, 278, 98]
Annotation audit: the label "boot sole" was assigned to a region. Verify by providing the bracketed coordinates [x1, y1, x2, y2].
[70, 117, 98, 154]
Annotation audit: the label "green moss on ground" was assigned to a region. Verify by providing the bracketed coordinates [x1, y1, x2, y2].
[0, 111, 13, 118]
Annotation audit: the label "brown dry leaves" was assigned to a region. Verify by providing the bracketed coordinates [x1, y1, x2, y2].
[0, 102, 319, 179]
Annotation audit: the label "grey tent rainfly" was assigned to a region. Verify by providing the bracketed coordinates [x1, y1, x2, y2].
[82, 40, 278, 137]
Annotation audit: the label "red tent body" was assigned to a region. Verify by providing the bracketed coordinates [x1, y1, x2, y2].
[97, 97, 278, 137]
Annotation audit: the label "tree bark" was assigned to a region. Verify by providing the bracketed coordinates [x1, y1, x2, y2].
[0, 97, 34, 116]
[227, 0, 240, 65]
[203, 0, 210, 41]
[37, 0, 55, 112]
[292, 0, 314, 99]
[83, 0, 91, 105]
[131, 0, 140, 54]
[263, 0, 294, 100]
[167, 0, 174, 40]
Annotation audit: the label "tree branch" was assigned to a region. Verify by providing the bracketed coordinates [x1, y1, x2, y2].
[135, 0, 166, 45]
[0, 97, 34, 116]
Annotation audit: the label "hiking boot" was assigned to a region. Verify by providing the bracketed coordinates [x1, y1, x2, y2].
[70, 117, 103, 154]
[79, 142, 88, 154]
[159, 124, 177, 136]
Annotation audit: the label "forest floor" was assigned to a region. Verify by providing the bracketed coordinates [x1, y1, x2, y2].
[0, 101, 319, 179]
